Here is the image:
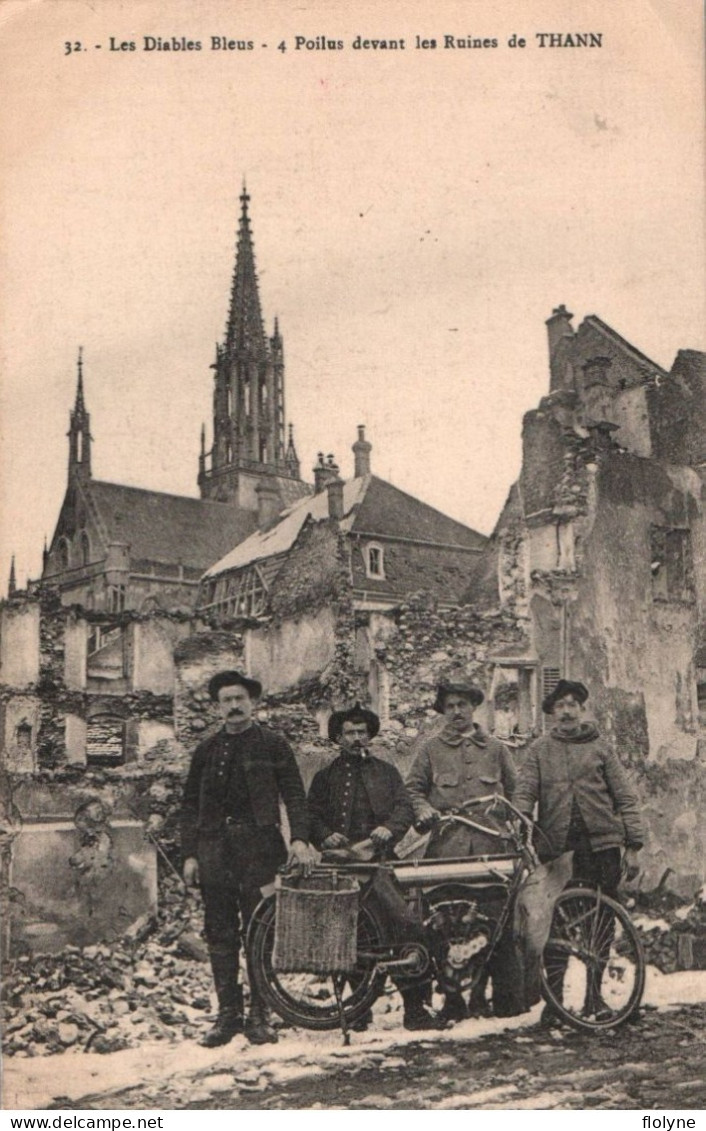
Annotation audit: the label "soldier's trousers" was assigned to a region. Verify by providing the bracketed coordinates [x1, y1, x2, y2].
[201, 883, 266, 1014]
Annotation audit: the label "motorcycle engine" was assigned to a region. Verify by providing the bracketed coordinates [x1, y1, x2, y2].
[426, 898, 497, 991]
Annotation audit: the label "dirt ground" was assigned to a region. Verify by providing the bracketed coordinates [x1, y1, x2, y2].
[7, 995, 704, 1112]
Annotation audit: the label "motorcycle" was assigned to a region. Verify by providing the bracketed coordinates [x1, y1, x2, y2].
[247, 795, 645, 1034]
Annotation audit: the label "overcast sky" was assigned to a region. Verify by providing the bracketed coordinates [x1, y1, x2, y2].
[1, 0, 704, 593]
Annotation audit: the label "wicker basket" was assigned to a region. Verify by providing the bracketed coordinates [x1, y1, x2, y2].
[272, 871, 360, 974]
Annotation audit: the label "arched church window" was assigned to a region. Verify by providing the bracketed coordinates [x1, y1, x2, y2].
[79, 531, 90, 566]
[259, 436, 268, 462]
[244, 381, 251, 416]
[260, 382, 268, 411]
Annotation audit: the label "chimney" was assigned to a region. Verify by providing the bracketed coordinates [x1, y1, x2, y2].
[327, 475, 344, 521]
[546, 305, 575, 391]
[255, 478, 282, 531]
[313, 452, 340, 493]
[352, 425, 372, 478]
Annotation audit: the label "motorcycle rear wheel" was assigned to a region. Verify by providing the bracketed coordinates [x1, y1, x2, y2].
[540, 887, 645, 1032]
[247, 894, 386, 1031]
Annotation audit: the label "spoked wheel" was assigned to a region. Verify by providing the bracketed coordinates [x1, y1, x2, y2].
[247, 894, 386, 1031]
[541, 887, 645, 1032]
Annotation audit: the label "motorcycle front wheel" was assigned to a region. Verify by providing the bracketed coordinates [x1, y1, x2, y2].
[540, 887, 645, 1032]
[247, 894, 386, 1031]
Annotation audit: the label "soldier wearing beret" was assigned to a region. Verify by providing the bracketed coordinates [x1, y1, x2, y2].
[181, 670, 316, 1048]
[514, 679, 644, 892]
[514, 680, 644, 1023]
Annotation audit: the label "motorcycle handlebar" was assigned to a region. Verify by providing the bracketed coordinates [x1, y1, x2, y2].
[413, 794, 537, 857]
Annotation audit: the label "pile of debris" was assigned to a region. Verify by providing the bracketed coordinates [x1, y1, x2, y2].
[631, 876, 706, 974]
[1, 872, 217, 1057]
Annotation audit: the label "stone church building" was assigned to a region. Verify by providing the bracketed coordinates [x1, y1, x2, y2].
[38, 188, 311, 615]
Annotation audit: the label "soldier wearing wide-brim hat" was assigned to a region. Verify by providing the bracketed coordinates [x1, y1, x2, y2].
[433, 677, 485, 715]
[307, 703, 443, 1031]
[406, 672, 521, 1021]
[407, 675, 516, 850]
[181, 670, 316, 1048]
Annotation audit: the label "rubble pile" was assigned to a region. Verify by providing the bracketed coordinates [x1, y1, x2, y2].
[633, 885, 706, 974]
[1, 872, 215, 1058]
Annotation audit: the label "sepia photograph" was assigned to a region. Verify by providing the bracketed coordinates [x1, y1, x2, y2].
[0, 0, 704, 1115]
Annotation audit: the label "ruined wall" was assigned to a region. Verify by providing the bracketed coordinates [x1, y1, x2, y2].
[246, 608, 337, 695]
[556, 453, 706, 886]
[359, 594, 529, 778]
[649, 350, 706, 469]
[0, 601, 40, 687]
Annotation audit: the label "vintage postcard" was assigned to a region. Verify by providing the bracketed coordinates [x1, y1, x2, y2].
[1, 0, 704, 1116]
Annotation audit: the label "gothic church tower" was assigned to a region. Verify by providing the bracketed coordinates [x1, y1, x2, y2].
[198, 187, 304, 509]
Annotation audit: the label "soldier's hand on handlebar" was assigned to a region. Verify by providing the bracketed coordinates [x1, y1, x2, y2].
[322, 832, 350, 850]
[413, 802, 440, 831]
[288, 839, 318, 876]
[370, 825, 393, 847]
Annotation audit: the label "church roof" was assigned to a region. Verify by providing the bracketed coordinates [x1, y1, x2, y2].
[90, 481, 257, 571]
[204, 474, 485, 580]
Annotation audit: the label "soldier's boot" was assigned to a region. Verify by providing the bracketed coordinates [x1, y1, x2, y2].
[402, 984, 448, 1031]
[244, 987, 279, 1045]
[200, 955, 244, 1048]
[437, 991, 468, 1024]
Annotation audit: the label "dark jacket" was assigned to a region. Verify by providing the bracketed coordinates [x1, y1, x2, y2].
[513, 724, 644, 859]
[406, 723, 517, 857]
[181, 723, 309, 887]
[308, 754, 414, 849]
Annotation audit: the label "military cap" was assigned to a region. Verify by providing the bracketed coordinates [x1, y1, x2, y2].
[542, 679, 589, 715]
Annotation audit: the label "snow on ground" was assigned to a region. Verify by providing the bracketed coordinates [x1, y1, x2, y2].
[4, 968, 706, 1111]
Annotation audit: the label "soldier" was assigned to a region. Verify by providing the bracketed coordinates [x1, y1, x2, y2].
[181, 670, 316, 1047]
[308, 703, 444, 1030]
[514, 679, 644, 1023]
[406, 676, 521, 1021]
[514, 679, 643, 893]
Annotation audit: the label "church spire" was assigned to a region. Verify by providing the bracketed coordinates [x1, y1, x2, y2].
[68, 346, 91, 480]
[285, 423, 300, 479]
[8, 555, 16, 597]
[225, 182, 267, 356]
[200, 189, 297, 503]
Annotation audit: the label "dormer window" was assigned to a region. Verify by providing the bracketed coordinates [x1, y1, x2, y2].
[366, 543, 384, 579]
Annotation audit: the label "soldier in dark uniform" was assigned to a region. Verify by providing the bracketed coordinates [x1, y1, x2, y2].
[308, 703, 444, 1031]
[181, 670, 316, 1047]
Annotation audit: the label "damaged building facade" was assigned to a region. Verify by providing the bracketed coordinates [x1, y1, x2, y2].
[484, 307, 706, 890]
